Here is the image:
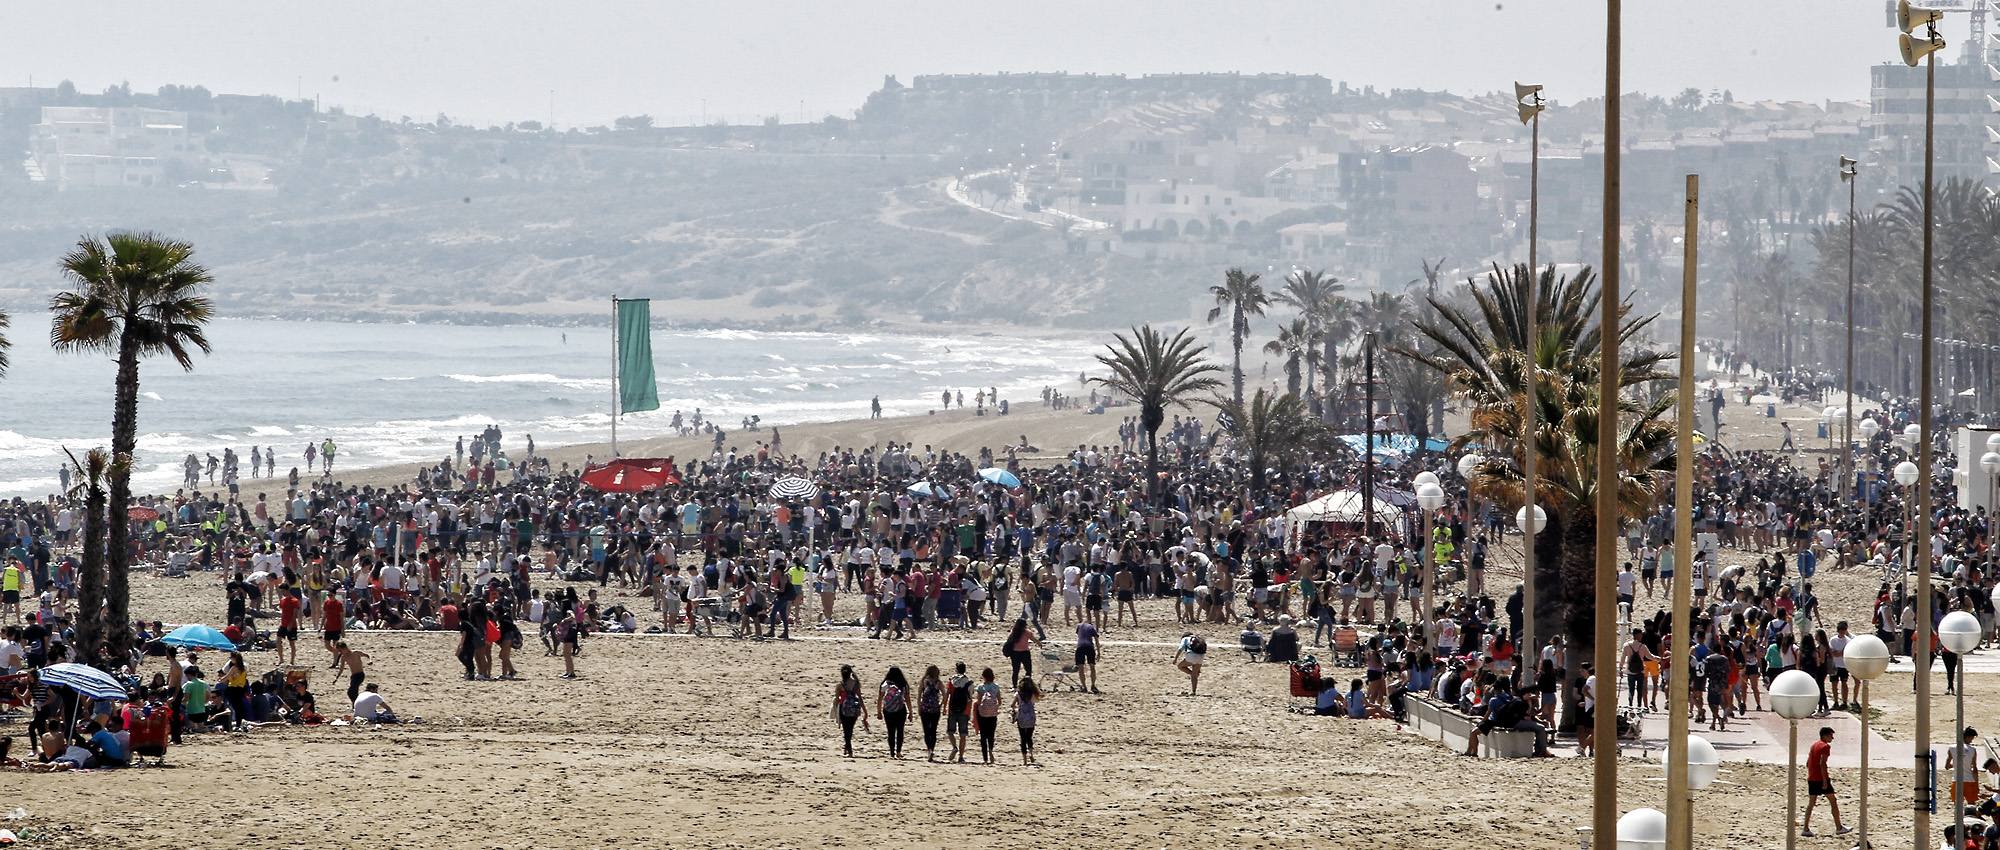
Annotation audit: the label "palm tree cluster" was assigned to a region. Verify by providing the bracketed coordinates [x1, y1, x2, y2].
[1729, 177, 2000, 405]
[42, 233, 216, 665]
[1403, 263, 1675, 719]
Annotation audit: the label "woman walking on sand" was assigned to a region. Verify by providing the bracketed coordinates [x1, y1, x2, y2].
[1011, 676, 1041, 766]
[973, 667, 1002, 764]
[917, 665, 946, 761]
[879, 666, 910, 759]
[1002, 618, 1038, 686]
[832, 665, 869, 757]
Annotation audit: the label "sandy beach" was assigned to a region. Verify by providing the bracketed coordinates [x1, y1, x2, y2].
[0, 389, 1972, 849]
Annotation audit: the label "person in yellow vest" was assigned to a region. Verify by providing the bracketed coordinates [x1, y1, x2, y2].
[1, 559, 22, 623]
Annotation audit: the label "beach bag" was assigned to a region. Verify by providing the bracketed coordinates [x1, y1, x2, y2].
[484, 620, 501, 644]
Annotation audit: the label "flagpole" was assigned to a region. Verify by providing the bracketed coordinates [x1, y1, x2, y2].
[611, 294, 620, 458]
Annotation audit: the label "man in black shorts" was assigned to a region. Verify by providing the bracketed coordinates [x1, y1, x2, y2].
[1074, 619, 1101, 694]
[1084, 564, 1110, 631]
[1801, 726, 1850, 837]
[945, 662, 974, 762]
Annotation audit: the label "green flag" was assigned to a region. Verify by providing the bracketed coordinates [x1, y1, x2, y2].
[616, 299, 659, 413]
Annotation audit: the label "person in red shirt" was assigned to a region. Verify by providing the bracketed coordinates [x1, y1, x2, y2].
[1801, 726, 1850, 837]
[276, 589, 302, 666]
[322, 595, 345, 668]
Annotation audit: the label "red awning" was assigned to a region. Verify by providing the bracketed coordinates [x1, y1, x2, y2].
[580, 457, 681, 492]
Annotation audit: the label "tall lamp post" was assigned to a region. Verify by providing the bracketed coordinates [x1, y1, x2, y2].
[1941, 610, 1982, 847]
[1773, 669, 1821, 850]
[1416, 478, 1446, 650]
[1896, 460, 1920, 575]
[1838, 156, 1859, 501]
[1661, 733, 1720, 849]
[1859, 418, 1883, 503]
[1893, 5, 1947, 843]
[1594, 4, 1627, 847]
[1846, 633, 1891, 850]
[1513, 80, 1546, 682]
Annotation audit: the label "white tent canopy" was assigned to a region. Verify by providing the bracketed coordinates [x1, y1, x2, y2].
[1284, 490, 1404, 549]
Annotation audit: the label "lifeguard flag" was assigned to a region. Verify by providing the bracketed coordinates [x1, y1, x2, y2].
[616, 298, 660, 413]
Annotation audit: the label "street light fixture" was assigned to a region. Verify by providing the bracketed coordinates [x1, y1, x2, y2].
[1981, 451, 2000, 513]
[1457, 453, 1484, 548]
[1772, 669, 1821, 850]
[1417, 481, 1447, 650]
[1615, 807, 1667, 850]
[1846, 633, 1891, 850]
[1941, 610, 1982, 846]
[1514, 80, 1547, 730]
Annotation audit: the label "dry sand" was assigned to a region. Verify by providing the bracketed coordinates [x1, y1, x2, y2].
[0, 394, 1965, 849]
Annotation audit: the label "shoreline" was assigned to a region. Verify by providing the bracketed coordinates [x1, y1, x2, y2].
[261, 403, 1130, 494]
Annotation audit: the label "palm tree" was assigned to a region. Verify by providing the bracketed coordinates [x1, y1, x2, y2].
[1274, 269, 1344, 402]
[1206, 268, 1269, 409]
[50, 232, 215, 658]
[1262, 317, 1319, 398]
[1091, 325, 1223, 507]
[62, 448, 116, 666]
[1401, 263, 1674, 728]
[1209, 388, 1324, 492]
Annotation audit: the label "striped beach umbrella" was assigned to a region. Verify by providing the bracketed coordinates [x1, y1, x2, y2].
[39, 663, 128, 700]
[768, 476, 821, 501]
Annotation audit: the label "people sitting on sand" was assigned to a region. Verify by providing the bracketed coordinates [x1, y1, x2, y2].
[352, 683, 398, 724]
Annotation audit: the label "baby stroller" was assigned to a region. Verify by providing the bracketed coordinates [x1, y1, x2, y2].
[126, 700, 171, 765]
[1288, 657, 1322, 712]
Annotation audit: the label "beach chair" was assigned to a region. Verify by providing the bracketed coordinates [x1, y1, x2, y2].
[1330, 627, 1362, 667]
[1037, 649, 1083, 692]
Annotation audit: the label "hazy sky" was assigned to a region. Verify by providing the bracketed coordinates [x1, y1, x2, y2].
[0, 1, 1963, 127]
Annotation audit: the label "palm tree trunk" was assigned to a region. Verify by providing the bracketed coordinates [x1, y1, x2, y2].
[1231, 307, 1246, 409]
[75, 459, 106, 665]
[105, 337, 141, 661]
[1554, 508, 1598, 734]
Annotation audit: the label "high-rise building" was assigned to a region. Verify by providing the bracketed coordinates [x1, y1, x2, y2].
[1869, 0, 2000, 190]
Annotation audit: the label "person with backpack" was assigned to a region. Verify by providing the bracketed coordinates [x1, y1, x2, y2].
[1011, 676, 1041, 766]
[945, 662, 975, 763]
[878, 666, 910, 758]
[916, 665, 946, 761]
[832, 665, 869, 757]
[1174, 631, 1208, 696]
[972, 667, 1003, 764]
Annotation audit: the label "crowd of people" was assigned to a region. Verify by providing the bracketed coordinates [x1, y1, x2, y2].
[0, 366, 1996, 810]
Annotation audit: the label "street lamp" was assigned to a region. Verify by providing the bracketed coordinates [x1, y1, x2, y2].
[1417, 481, 1447, 650]
[1457, 453, 1484, 548]
[1895, 460, 1920, 579]
[1839, 155, 1859, 501]
[1772, 669, 1820, 850]
[1846, 633, 1891, 850]
[1941, 610, 1982, 845]
[1615, 808, 1667, 850]
[1660, 733, 1720, 847]
[1981, 451, 2000, 514]
[1888, 0, 1947, 814]
[1821, 406, 1838, 458]
[1513, 83, 1547, 775]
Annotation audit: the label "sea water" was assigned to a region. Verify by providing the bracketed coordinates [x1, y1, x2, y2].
[0, 315, 1104, 498]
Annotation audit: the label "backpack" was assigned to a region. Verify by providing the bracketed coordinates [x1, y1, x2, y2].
[882, 683, 905, 713]
[837, 686, 862, 718]
[975, 686, 1000, 717]
[1189, 635, 1207, 654]
[919, 682, 942, 713]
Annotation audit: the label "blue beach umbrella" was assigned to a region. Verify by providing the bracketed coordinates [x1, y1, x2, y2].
[977, 468, 1021, 488]
[160, 624, 240, 653]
